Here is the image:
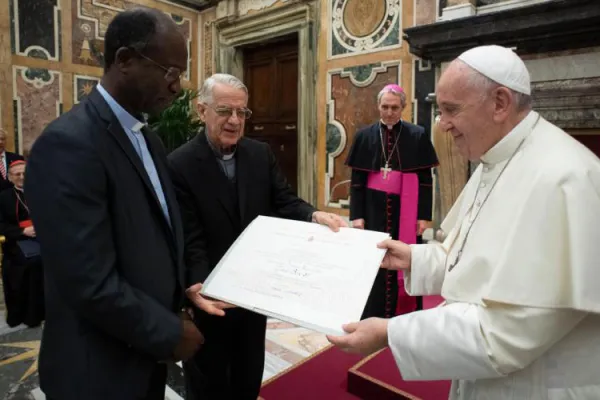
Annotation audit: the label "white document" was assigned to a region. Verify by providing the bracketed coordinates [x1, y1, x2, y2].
[201, 215, 390, 336]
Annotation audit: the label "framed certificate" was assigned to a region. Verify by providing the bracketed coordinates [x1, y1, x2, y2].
[201, 215, 390, 335]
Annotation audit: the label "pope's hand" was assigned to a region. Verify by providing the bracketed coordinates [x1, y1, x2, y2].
[312, 211, 348, 232]
[326, 318, 389, 355]
[377, 239, 412, 271]
[185, 283, 236, 317]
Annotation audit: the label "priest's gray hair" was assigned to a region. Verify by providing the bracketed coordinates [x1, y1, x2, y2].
[377, 87, 407, 108]
[464, 65, 532, 112]
[198, 73, 248, 104]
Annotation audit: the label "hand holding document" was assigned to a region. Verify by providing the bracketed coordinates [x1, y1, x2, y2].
[201, 215, 390, 336]
[185, 282, 236, 317]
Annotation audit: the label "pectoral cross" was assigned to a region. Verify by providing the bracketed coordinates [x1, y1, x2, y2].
[381, 163, 392, 180]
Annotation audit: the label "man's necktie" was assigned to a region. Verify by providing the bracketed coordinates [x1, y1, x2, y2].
[0, 155, 6, 179]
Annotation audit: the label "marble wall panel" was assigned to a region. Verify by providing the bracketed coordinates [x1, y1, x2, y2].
[72, 0, 193, 72]
[74, 74, 100, 103]
[415, 0, 437, 25]
[325, 62, 401, 208]
[13, 66, 62, 154]
[329, 0, 402, 59]
[10, 0, 61, 61]
[1, 0, 200, 156]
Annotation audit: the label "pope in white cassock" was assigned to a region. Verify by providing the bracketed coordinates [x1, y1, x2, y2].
[328, 44, 600, 399]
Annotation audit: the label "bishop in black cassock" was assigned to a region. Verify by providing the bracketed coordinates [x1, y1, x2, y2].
[346, 117, 439, 319]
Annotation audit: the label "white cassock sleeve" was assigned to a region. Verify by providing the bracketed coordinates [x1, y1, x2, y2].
[403, 243, 447, 296]
[387, 301, 587, 380]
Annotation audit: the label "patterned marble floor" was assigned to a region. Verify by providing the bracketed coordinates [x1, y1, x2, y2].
[0, 317, 327, 399]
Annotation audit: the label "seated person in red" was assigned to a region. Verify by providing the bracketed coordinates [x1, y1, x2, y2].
[0, 160, 44, 327]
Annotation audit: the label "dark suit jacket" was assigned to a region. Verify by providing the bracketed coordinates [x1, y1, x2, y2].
[0, 151, 25, 192]
[168, 131, 316, 288]
[25, 89, 186, 400]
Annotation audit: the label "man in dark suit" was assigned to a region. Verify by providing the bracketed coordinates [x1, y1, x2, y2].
[0, 128, 25, 192]
[25, 8, 203, 400]
[168, 73, 348, 400]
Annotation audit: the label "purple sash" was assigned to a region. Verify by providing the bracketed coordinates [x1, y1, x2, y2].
[367, 170, 419, 245]
[367, 170, 419, 315]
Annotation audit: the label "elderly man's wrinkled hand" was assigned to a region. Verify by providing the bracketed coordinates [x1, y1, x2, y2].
[326, 318, 389, 355]
[377, 239, 412, 271]
[312, 211, 348, 232]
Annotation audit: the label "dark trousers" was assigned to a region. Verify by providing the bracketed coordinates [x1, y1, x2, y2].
[143, 363, 168, 400]
[2, 254, 45, 328]
[46, 364, 166, 400]
[184, 308, 266, 400]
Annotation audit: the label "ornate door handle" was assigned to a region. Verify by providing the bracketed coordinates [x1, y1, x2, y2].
[285, 125, 296, 130]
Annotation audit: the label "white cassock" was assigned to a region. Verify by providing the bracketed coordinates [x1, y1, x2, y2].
[388, 110, 600, 399]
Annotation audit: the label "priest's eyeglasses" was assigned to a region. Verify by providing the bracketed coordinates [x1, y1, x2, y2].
[133, 49, 183, 84]
[207, 105, 253, 120]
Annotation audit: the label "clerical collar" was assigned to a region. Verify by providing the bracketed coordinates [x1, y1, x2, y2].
[206, 133, 236, 160]
[380, 119, 402, 132]
[480, 111, 538, 165]
[96, 83, 146, 133]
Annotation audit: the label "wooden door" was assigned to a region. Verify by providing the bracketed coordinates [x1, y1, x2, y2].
[243, 36, 299, 192]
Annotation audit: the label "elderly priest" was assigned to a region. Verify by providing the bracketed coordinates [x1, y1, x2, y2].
[328, 45, 600, 399]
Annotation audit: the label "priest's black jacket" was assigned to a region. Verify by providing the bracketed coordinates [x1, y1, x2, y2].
[167, 131, 316, 398]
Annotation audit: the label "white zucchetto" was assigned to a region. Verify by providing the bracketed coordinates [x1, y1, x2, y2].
[458, 45, 531, 95]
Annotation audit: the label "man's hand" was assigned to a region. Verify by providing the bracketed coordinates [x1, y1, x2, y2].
[23, 226, 36, 237]
[377, 239, 412, 271]
[417, 220, 431, 235]
[351, 218, 365, 230]
[326, 318, 389, 355]
[312, 211, 348, 232]
[172, 312, 204, 362]
[185, 283, 236, 317]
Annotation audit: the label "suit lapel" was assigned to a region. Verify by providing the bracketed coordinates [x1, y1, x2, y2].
[195, 133, 238, 225]
[144, 129, 185, 281]
[88, 89, 170, 233]
[143, 128, 180, 238]
[106, 122, 166, 217]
